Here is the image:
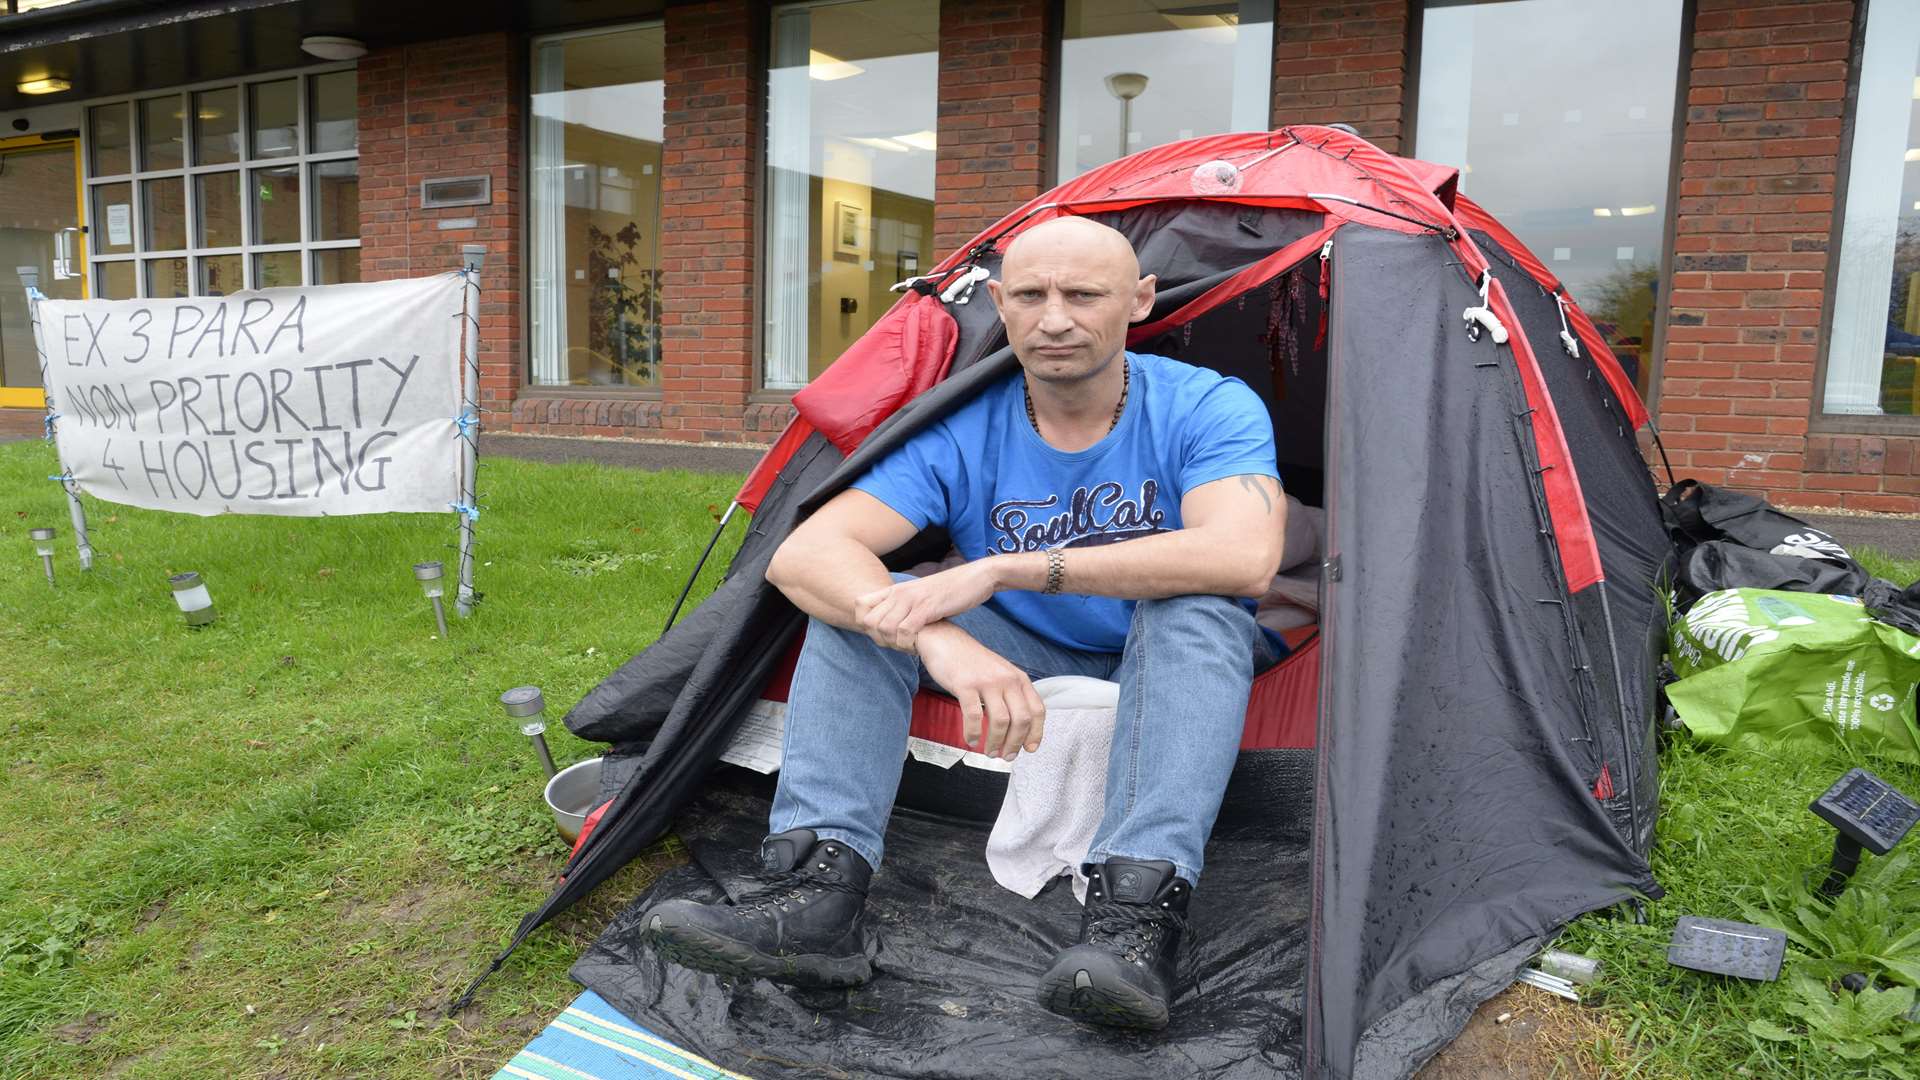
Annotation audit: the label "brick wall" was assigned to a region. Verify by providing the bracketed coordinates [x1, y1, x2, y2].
[358, 34, 523, 427]
[1270, 1, 1414, 151]
[654, 0, 770, 444]
[933, 0, 1053, 258]
[1658, 0, 1919, 513]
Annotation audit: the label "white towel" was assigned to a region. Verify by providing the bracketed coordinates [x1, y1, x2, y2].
[985, 676, 1121, 902]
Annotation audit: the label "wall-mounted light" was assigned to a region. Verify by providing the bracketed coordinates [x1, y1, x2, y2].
[29, 527, 55, 587]
[169, 571, 215, 627]
[413, 561, 449, 638]
[300, 36, 367, 61]
[17, 77, 72, 96]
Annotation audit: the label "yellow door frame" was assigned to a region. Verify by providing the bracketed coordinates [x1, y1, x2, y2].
[0, 133, 87, 410]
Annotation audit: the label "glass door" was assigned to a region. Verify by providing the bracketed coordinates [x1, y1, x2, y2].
[0, 136, 87, 409]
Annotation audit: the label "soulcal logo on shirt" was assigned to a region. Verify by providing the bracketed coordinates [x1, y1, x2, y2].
[988, 479, 1170, 553]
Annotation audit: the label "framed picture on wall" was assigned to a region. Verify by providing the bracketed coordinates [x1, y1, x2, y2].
[897, 250, 919, 282]
[833, 201, 867, 257]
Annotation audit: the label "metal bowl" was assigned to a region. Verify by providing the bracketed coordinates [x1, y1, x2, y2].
[543, 756, 605, 845]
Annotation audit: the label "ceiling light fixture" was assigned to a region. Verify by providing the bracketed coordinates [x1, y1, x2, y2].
[300, 36, 367, 61]
[892, 129, 937, 151]
[808, 50, 864, 81]
[1592, 208, 1613, 217]
[17, 76, 71, 96]
[1620, 205, 1657, 217]
[1905, 148, 1920, 162]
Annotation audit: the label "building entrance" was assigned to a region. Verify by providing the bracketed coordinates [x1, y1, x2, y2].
[0, 134, 85, 410]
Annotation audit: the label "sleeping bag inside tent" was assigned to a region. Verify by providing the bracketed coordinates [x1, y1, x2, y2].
[487, 127, 1674, 1080]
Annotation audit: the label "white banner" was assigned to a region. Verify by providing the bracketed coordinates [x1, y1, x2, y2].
[34, 274, 465, 517]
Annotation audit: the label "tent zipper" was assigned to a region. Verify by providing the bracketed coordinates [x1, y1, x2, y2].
[1313, 238, 1332, 349]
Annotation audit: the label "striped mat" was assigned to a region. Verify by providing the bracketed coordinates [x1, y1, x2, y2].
[493, 991, 752, 1080]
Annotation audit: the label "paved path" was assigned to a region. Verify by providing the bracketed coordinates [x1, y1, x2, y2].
[1801, 513, 1919, 560]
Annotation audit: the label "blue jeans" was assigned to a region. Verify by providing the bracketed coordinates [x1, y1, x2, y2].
[769, 574, 1280, 885]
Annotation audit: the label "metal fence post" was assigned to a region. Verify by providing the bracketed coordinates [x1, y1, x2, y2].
[18, 266, 93, 571]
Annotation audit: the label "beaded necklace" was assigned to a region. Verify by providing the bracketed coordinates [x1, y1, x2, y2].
[1025, 356, 1129, 437]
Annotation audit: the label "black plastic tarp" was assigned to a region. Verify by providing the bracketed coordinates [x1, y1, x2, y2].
[576, 771, 1313, 1079]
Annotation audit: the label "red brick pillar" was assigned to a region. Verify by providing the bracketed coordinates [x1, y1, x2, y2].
[357, 34, 524, 426]
[934, 0, 1054, 258]
[1657, 2, 1911, 510]
[660, 1, 766, 442]
[1270, 1, 1414, 152]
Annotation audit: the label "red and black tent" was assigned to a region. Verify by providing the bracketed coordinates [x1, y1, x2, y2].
[475, 127, 1673, 1079]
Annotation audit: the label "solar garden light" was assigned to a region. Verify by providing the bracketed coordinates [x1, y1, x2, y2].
[29, 526, 55, 587]
[168, 571, 216, 627]
[1811, 767, 1919, 899]
[500, 686, 557, 779]
[413, 561, 449, 638]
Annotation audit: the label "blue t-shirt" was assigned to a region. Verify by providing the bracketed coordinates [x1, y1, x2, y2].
[851, 351, 1281, 654]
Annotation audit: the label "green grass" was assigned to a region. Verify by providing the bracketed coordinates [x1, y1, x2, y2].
[1559, 546, 1920, 1080]
[0, 438, 742, 1078]
[4, 432, 1919, 1079]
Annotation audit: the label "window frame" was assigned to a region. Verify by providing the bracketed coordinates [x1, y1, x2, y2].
[1810, 0, 1920, 434]
[79, 62, 360, 299]
[756, 0, 941, 393]
[1408, 0, 1696, 428]
[522, 18, 671, 396]
[1049, 0, 1276, 188]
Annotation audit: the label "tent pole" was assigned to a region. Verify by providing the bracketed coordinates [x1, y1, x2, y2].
[663, 501, 739, 636]
[1645, 423, 1677, 487]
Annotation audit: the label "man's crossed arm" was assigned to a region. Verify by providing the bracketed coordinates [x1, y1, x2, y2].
[765, 474, 1286, 760]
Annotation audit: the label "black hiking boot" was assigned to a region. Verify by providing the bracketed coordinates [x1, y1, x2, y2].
[640, 829, 874, 988]
[1037, 858, 1191, 1030]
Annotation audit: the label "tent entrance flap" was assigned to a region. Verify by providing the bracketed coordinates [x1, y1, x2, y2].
[1308, 226, 1657, 1079]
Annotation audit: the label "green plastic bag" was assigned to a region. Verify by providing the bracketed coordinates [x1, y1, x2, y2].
[1668, 588, 1920, 763]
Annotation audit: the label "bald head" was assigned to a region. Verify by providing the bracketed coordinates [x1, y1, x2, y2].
[1001, 217, 1141, 285]
[987, 217, 1156, 386]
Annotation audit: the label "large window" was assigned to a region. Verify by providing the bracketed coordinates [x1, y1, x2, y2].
[85, 67, 359, 299]
[1054, 1, 1273, 185]
[528, 24, 665, 388]
[1824, 1, 1920, 419]
[1415, 0, 1683, 402]
[764, 0, 938, 390]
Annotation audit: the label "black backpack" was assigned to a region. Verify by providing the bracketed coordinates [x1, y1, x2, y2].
[1659, 478, 1852, 564]
[1659, 480, 1920, 635]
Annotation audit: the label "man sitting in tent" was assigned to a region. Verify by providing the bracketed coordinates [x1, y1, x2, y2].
[641, 216, 1287, 1030]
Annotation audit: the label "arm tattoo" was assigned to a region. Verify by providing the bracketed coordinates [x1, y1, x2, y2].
[1238, 474, 1275, 515]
